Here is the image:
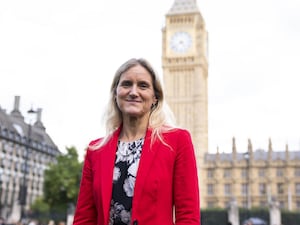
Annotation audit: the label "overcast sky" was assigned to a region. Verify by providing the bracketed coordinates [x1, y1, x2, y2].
[1, 0, 300, 160]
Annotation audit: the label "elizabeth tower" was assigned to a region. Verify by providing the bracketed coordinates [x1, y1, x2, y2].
[162, 0, 208, 207]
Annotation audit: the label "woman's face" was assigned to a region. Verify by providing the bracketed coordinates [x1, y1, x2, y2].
[115, 65, 157, 119]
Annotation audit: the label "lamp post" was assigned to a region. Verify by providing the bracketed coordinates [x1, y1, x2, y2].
[243, 152, 251, 209]
[19, 108, 37, 222]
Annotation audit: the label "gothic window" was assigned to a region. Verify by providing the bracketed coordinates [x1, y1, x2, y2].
[296, 201, 300, 210]
[241, 183, 248, 196]
[296, 183, 300, 195]
[258, 168, 265, 177]
[207, 201, 215, 208]
[207, 169, 214, 179]
[279, 201, 284, 209]
[241, 168, 248, 178]
[295, 168, 300, 177]
[259, 201, 267, 208]
[223, 169, 231, 178]
[224, 184, 231, 196]
[207, 184, 214, 195]
[259, 183, 266, 195]
[276, 168, 284, 177]
[277, 183, 284, 194]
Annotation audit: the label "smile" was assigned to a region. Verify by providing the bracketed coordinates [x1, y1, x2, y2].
[126, 99, 141, 103]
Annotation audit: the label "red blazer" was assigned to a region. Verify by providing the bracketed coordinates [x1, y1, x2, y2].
[73, 127, 200, 225]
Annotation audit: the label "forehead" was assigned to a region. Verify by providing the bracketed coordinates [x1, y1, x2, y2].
[120, 65, 153, 81]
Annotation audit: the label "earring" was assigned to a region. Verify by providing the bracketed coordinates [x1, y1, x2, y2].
[151, 101, 157, 110]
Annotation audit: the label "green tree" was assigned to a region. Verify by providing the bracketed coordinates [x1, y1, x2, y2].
[30, 197, 50, 223]
[43, 146, 82, 214]
[31, 197, 50, 213]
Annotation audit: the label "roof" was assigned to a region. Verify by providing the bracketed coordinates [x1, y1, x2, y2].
[205, 149, 300, 162]
[0, 99, 60, 156]
[167, 0, 199, 15]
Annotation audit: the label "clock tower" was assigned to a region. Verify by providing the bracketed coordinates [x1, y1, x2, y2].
[162, 0, 208, 207]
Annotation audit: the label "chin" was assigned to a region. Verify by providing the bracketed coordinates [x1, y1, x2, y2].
[123, 110, 146, 118]
[126, 112, 142, 117]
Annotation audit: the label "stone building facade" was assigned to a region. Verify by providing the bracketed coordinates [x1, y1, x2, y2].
[0, 96, 60, 220]
[204, 138, 300, 210]
[162, 0, 300, 211]
[162, 0, 208, 207]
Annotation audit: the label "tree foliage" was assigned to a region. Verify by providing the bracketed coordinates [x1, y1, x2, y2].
[43, 146, 82, 211]
[31, 197, 50, 213]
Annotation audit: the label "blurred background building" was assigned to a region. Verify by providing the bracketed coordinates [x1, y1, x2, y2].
[162, 0, 300, 210]
[204, 138, 300, 210]
[0, 96, 60, 220]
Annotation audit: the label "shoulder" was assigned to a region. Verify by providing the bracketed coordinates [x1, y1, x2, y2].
[89, 138, 102, 146]
[162, 127, 191, 139]
[87, 138, 103, 151]
[87, 128, 120, 151]
[157, 127, 193, 148]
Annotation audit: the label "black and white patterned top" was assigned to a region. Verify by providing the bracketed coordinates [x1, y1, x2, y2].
[109, 138, 144, 225]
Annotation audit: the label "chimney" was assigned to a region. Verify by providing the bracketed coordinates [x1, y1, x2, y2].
[33, 108, 45, 130]
[10, 96, 24, 120]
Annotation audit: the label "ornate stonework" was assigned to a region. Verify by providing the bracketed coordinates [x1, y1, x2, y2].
[162, 0, 208, 207]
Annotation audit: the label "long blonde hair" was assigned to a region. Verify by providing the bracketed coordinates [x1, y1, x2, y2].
[93, 58, 176, 149]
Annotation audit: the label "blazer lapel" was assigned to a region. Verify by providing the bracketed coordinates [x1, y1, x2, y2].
[100, 128, 121, 224]
[133, 128, 158, 207]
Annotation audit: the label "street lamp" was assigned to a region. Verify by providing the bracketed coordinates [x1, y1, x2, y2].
[19, 108, 37, 222]
[243, 152, 251, 209]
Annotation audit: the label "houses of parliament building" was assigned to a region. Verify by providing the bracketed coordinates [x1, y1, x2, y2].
[162, 0, 300, 211]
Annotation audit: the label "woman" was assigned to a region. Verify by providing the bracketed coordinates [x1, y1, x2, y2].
[73, 58, 200, 225]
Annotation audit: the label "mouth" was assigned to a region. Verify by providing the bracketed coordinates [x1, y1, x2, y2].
[126, 99, 141, 103]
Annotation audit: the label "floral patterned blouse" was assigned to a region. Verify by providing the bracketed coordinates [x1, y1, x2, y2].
[109, 138, 144, 225]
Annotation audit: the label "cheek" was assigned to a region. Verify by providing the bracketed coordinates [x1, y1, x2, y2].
[115, 88, 126, 99]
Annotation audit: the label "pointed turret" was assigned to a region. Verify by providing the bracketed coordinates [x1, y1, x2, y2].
[285, 143, 289, 161]
[167, 0, 199, 15]
[248, 138, 253, 160]
[232, 137, 237, 160]
[268, 138, 273, 160]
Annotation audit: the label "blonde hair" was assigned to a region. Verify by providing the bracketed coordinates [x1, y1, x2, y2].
[93, 58, 176, 149]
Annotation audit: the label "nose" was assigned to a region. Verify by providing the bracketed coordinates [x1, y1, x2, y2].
[129, 85, 138, 97]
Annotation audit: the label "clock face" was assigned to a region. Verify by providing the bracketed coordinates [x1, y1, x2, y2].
[170, 31, 192, 53]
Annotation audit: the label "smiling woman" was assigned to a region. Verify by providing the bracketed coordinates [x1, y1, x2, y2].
[73, 58, 201, 225]
[115, 64, 158, 123]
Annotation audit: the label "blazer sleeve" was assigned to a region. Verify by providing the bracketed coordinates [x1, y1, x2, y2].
[73, 149, 97, 225]
[173, 129, 201, 225]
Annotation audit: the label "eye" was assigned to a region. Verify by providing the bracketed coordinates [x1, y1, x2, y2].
[139, 82, 150, 89]
[120, 80, 132, 87]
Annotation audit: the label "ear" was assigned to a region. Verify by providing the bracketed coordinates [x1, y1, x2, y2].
[153, 95, 158, 105]
[151, 97, 158, 110]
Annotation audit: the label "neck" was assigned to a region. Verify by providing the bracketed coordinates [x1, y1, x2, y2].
[120, 116, 149, 142]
